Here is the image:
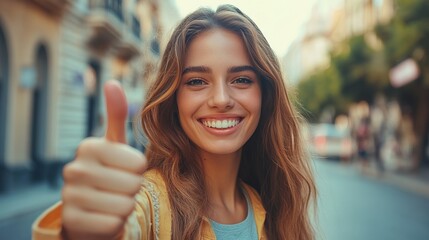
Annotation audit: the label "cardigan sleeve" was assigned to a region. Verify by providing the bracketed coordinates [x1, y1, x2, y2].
[31, 189, 155, 240]
[32, 202, 63, 240]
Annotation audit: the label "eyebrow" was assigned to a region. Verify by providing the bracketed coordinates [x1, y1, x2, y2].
[228, 65, 256, 73]
[182, 66, 210, 75]
[182, 65, 256, 75]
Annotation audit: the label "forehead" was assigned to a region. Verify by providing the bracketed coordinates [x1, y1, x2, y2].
[184, 28, 252, 67]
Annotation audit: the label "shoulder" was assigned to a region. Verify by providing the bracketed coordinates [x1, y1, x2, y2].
[134, 168, 172, 239]
[138, 168, 170, 214]
[142, 169, 167, 193]
[139, 169, 169, 214]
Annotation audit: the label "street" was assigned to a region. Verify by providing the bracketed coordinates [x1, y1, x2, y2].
[0, 159, 428, 240]
[315, 159, 429, 240]
[0, 208, 45, 240]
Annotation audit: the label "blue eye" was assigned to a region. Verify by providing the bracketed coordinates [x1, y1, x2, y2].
[232, 77, 252, 84]
[185, 79, 206, 86]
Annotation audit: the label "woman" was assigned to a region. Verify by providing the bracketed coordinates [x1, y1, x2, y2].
[33, 4, 316, 240]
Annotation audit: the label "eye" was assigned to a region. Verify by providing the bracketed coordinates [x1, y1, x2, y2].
[185, 78, 206, 86]
[232, 77, 253, 84]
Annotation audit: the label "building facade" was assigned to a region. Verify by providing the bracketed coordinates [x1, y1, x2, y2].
[0, 0, 179, 192]
[282, 1, 335, 84]
[283, 0, 395, 84]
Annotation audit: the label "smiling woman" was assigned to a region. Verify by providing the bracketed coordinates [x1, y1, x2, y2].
[33, 4, 317, 240]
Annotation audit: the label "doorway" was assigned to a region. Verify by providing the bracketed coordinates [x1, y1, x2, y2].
[0, 23, 9, 191]
[86, 60, 102, 137]
[31, 44, 49, 181]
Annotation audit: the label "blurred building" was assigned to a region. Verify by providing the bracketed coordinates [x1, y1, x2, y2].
[0, 0, 180, 192]
[283, 0, 394, 84]
[282, 1, 334, 84]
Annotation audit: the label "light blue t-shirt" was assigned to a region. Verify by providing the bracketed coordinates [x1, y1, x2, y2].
[209, 190, 258, 240]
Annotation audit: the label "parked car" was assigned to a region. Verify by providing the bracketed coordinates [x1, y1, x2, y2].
[309, 123, 354, 161]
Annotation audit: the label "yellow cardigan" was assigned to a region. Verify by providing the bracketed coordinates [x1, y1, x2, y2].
[32, 170, 268, 240]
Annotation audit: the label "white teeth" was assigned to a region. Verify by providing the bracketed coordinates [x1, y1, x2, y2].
[202, 119, 240, 129]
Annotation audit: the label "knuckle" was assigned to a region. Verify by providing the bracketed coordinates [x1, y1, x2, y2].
[135, 153, 148, 173]
[62, 207, 81, 229]
[62, 186, 82, 205]
[76, 137, 100, 157]
[63, 162, 89, 182]
[130, 176, 143, 194]
[61, 185, 71, 202]
[62, 163, 74, 182]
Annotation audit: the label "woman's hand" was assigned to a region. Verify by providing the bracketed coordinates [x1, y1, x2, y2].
[61, 80, 148, 240]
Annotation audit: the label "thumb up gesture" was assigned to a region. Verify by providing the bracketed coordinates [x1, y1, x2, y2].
[62, 80, 148, 239]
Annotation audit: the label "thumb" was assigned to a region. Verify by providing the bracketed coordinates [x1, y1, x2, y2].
[104, 80, 128, 143]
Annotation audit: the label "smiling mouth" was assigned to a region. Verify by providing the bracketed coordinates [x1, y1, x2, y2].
[200, 118, 242, 129]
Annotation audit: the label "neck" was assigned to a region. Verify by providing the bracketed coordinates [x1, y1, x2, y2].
[201, 151, 241, 200]
[200, 151, 247, 223]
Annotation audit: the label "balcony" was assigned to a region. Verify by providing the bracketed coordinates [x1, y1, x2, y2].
[88, 0, 124, 21]
[114, 15, 142, 61]
[86, 0, 124, 54]
[26, 0, 71, 17]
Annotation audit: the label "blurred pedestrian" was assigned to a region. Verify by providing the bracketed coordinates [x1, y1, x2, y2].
[370, 105, 385, 173]
[357, 117, 371, 172]
[32, 5, 317, 240]
[397, 110, 417, 170]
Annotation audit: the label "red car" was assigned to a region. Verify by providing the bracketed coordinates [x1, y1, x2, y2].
[309, 124, 354, 161]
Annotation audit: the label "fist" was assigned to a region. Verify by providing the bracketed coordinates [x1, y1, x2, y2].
[61, 80, 147, 239]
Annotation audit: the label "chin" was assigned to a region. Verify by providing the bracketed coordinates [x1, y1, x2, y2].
[198, 144, 242, 156]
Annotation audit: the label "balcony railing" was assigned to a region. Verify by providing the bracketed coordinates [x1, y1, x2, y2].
[88, 0, 124, 22]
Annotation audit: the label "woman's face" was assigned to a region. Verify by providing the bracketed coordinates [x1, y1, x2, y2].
[176, 28, 261, 157]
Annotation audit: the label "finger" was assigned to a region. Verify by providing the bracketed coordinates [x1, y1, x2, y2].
[104, 80, 128, 143]
[63, 186, 136, 218]
[76, 138, 147, 174]
[98, 143, 147, 174]
[63, 161, 143, 196]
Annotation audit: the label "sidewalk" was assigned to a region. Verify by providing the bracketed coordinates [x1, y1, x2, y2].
[356, 162, 429, 199]
[0, 183, 61, 222]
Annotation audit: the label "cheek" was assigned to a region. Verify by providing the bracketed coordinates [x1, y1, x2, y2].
[243, 89, 262, 115]
[176, 90, 200, 127]
[250, 91, 262, 127]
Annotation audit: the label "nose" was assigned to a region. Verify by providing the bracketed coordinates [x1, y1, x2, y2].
[207, 81, 234, 110]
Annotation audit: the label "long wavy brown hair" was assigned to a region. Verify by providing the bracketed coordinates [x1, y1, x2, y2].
[139, 4, 317, 240]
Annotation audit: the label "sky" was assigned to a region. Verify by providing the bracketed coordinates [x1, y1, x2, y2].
[173, 0, 318, 57]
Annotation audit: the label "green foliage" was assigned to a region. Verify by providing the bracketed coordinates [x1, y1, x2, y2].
[377, 0, 429, 63]
[297, 66, 347, 121]
[297, 35, 381, 121]
[332, 35, 377, 102]
[297, 0, 429, 121]
[376, 0, 429, 87]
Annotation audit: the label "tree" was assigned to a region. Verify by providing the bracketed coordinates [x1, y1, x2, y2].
[375, 0, 429, 168]
[296, 66, 347, 122]
[296, 34, 385, 122]
[331, 34, 388, 103]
